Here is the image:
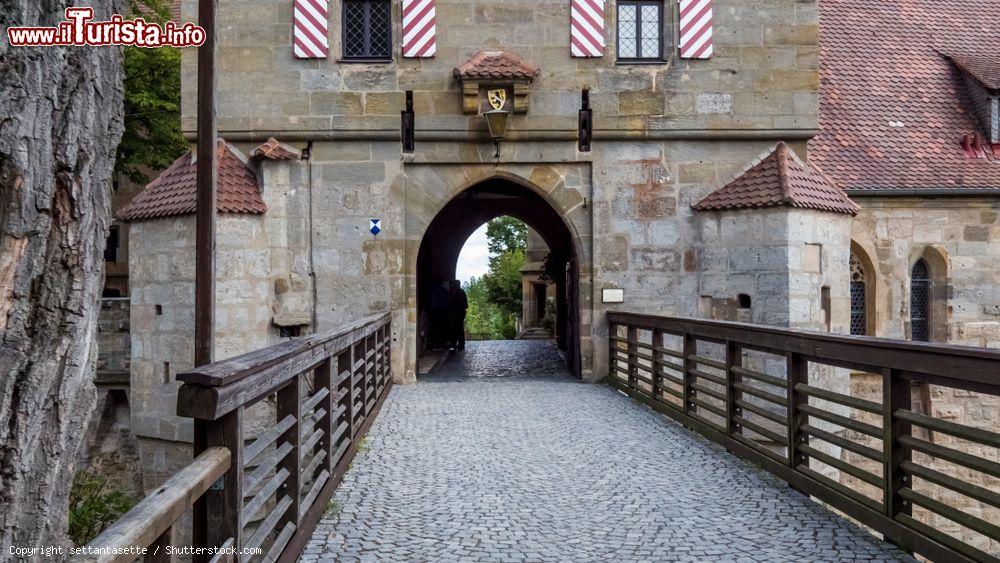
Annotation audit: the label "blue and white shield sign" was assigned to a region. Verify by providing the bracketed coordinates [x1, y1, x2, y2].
[369, 219, 381, 236]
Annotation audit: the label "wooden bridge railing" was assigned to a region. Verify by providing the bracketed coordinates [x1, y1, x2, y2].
[608, 312, 1000, 563]
[78, 313, 392, 562]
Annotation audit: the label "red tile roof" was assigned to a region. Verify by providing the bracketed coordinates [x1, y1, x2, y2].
[454, 50, 540, 81]
[119, 140, 266, 222]
[251, 138, 301, 161]
[810, 0, 1000, 191]
[693, 143, 859, 215]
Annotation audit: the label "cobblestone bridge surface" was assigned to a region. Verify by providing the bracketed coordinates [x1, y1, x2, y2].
[306, 340, 912, 562]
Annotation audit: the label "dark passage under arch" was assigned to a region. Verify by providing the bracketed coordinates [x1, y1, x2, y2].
[416, 177, 581, 377]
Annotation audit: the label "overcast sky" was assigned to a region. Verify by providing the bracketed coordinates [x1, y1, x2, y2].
[456, 223, 490, 284]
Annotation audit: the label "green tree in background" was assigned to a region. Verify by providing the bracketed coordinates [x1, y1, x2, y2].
[483, 248, 525, 316]
[463, 217, 528, 339]
[116, 0, 188, 183]
[485, 216, 527, 255]
[463, 277, 517, 340]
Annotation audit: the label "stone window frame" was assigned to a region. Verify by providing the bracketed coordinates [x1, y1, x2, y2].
[849, 241, 877, 336]
[340, 0, 394, 63]
[907, 246, 949, 343]
[615, 0, 667, 64]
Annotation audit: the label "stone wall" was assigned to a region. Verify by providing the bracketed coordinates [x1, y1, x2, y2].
[129, 213, 272, 489]
[179, 0, 820, 137]
[693, 206, 851, 330]
[97, 298, 131, 378]
[848, 196, 1000, 551]
[259, 158, 314, 331]
[170, 0, 825, 381]
[850, 197, 1000, 346]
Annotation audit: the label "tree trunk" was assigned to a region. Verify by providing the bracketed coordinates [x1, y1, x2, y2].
[0, 0, 124, 548]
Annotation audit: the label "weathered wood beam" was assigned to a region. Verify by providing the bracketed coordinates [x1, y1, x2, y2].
[76, 448, 230, 563]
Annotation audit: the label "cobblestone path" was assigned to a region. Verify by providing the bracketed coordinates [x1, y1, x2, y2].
[305, 340, 912, 562]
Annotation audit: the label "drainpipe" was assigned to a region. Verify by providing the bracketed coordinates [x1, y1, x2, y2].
[306, 141, 318, 332]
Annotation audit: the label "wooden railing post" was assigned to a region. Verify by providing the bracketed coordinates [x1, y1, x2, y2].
[627, 325, 638, 389]
[725, 341, 741, 435]
[608, 322, 617, 378]
[369, 332, 377, 409]
[277, 376, 301, 529]
[379, 325, 388, 390]
[336, 348, 352, 464]
[682, 333, 695, 414]
[651, 328, 663, 400]
[884, 368, 912, 519]
[787, 353, 808, 469]
[384, 322, 392, 390]
[316, 358, 333, 476]
[145, 527, 171, 563]
[351, 339, 363, 437]
[197, 408, 243, 561]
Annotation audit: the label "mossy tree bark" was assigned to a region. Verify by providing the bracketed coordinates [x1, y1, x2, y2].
[0, 0, 124, 548]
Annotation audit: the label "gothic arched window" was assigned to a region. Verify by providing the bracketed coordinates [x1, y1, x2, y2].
[910, 259, 930, 342]
[849, 253, 868, 335]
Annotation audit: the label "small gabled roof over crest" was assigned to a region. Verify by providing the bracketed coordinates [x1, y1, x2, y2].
[119, 140, 267, 222]
[453, 50, 540, 81]
[693, 143, 859, 216]
[251, 138, 301, 161]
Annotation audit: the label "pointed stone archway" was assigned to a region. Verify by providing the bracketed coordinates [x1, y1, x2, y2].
[400, 165, 593, 383]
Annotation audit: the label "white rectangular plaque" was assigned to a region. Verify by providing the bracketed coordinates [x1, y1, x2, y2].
[602, 288, 624, 304]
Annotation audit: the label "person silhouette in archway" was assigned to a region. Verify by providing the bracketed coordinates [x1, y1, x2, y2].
[450, 280, 468, 351]
[430, 280, 451, 350]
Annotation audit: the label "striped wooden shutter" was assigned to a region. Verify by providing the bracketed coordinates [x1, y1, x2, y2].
[570, 0, 606, 57]
[293, 0, 329, 58]
[678, 0, 713, 59]
[402, 0, 437, 58]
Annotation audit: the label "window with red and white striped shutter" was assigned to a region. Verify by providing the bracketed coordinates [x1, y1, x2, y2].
[570, 0, 606, 58]
[293, 0, 330, 59]
[402, 0, 437, 58]
[678, 0, 713, 59]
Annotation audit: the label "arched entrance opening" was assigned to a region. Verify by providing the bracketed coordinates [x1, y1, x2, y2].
[416, 176, 581, 377]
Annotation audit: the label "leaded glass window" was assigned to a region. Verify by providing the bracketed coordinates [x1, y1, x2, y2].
[617, 1, 662, 62]
[910, 259, 930, 342]
[849, 253, 867, 336]
[343, 0, 392, 61]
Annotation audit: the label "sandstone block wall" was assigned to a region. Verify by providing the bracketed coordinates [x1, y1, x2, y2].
[97, 298, 131, 377]
[129, 214, 272, 488]
[179, 0, 820, 136]
[850, 198, 1000, 347]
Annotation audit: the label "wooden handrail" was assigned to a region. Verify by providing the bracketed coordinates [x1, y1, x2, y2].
[607, 313, 1000, 563]
[76, 314, 394, 563]
[72, 447, 231, 563]
[176, 313, 391, 420]
[177, 313, 389, 387]
[608, 312, 1000, 391]
[180, 313, 393, 562]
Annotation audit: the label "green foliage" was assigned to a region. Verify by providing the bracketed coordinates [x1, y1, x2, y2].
[463, 277, 518, 340]
[461, 216, 528, 340]
[68, 471, 138, 546]
[482, 248, 526, 316]
[116, 0, 187, 184]
[485, 216, 527, 255]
